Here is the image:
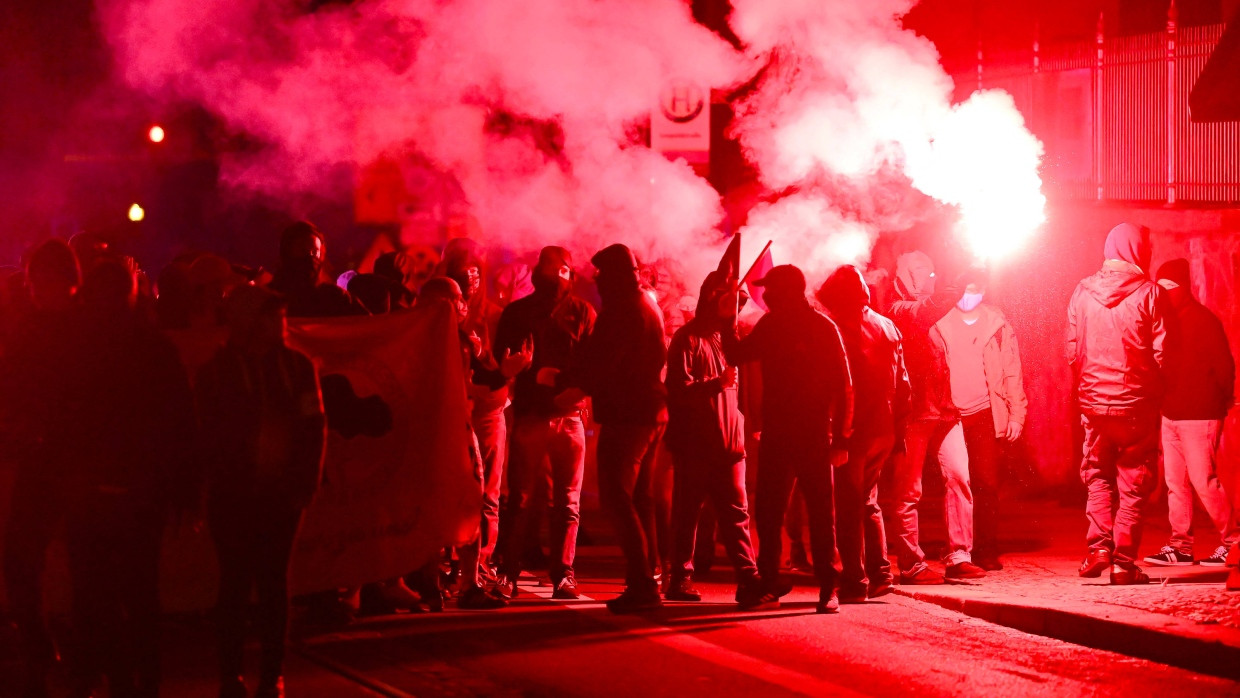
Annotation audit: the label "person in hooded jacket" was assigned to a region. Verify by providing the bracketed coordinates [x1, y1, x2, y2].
[1067, 222, 1171, 585]
[64, 258, 197, 698]
[818, 265, 911, 602]
[1142, 259, 1238, 568]
[722, 264, 853, 614]
[493, 247, 596, 601]
[663, 270, 764, 607]
[267, 221, 368, 318]
[933, 277, 1028, 572]
[0, 240, 86, 698]
[196, 284, 327, 698]
[555, 243, 668, 614]
[884, 251, 973, 584]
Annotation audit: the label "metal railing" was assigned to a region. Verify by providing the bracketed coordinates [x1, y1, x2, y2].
[951, 7, 1240, 204]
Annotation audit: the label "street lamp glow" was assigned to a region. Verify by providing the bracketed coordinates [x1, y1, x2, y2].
[148, 125, 165, 143]
[128, 203, 145, 222]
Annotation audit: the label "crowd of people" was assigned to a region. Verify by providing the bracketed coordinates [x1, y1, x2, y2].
[2, 218, 1239, 698]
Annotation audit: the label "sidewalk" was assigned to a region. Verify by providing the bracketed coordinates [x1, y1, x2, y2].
[889, 498, 1240, 680]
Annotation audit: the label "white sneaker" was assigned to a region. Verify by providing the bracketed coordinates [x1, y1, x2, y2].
[1199, 545, 1229, 567]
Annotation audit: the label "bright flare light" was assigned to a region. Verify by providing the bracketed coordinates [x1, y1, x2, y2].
[148, 125, 165, 143]
[905, 90, 1046, 262]
[128, 203, 145, 222]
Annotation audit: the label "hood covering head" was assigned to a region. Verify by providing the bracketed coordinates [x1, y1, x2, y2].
[591, 244, 639, 276]
[818, 265, 870, 318]
[895, 251, 935, 300]
[374, 251, 422, 305]
[532, 246, 573, 296]
[1103, 223, 1152, 274]
[440, 248, 484, 301]
[1156, 258, 1191, 291]
[693, 270, 730, 322]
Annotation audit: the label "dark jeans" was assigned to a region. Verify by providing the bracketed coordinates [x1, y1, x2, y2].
[962, 411, 1001, 559]
[669, 451, 758, 584]
[65, 493, 165, 698]
[756, 435, 838, 594]
[210, 499, 304, 686]
[597, 421, 666, 591]
[1079, 412, 1159, 563]
[834, 432, 895, 596]
[502, 415, 586, 583]
[2, 468, 63, 690]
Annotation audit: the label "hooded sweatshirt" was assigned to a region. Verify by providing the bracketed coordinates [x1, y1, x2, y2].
[664, 272, 745, 462]
[1155, 262, 1235, 421]
[885, 251, 961, 422]
[1066, 223, 1170, 416]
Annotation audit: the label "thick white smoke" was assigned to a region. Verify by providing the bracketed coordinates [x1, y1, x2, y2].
[98, 0, 747, 267]
[728, 0, 1045, 276]
[98, 0, 1044, 289]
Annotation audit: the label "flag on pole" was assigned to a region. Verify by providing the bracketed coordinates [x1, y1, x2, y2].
[717, 233, 742, 279]
[742, 241, 775, 311]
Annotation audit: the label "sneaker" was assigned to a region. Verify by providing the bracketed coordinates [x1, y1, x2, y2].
[900, 562, 945, 585]
[1109, 562, 1150, 585]
[552, 573, 581, 600]
[665, 577, 702, 602]
[816, 590, 840, 614]
[1144, 545, 1195, 566]
[492, 574, 518, 600]
[1079, 548, 1112, 578]
[1199, 545, 1229, 567]
[1227, 567, 1240, 591]
[736, 578, 773, 610]
[458, 585, 507, 610]
[606, 586, 662, 614]
[867, 577, 895, 599]
[945, 561, 986, 579]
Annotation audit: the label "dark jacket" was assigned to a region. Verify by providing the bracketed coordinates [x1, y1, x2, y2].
[1066, 266, 1170, 417]
[1161, 291, 1234, 420]
[831, 306, 911, 441]
[665, 318, 744, 464]
[195, 345, 326, 508]
[886, 252, 959, 423]
[577, 290, 667, 426]
[269, 272, 368, 319]
[495, 288, 596, 419]
[76, 313, 197, 507]
[723, 300, 853, 448]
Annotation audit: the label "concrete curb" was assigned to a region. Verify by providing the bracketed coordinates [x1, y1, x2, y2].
[894, 586, 1240, 681]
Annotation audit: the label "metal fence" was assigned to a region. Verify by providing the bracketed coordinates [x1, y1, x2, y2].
[952, 14, 1240, 204]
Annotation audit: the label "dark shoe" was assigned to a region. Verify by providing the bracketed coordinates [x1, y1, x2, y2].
[816, 590, 840, 614]
[492, 574, 518, 600]
[1079, 548, 1112, 578]
[552, 572, 581, 600]
[255, 677, 285, 698]
[219, 676, 247, 698]
[899, 562, 945, 585]
[606, 586, 663, 614]
[736, 578, 773, 609]
[1109, 562, 1150, 585]
[665, 576, 702, 602]
[1144, 545, 1195, 566]
[974, 555, 1004, 572]
[868, 577, 895, 599]
[945, 561, 986, 579]
[1199, 545, 1229, 567]
[459, 585, 507, 609]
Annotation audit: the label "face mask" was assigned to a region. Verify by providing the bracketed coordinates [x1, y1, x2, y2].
[957, 292, 984, 312]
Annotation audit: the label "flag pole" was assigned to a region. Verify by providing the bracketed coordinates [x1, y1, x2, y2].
[740, 240, 773, 284]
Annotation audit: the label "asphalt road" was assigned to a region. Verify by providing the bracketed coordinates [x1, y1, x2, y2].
[295, 568, 1240, 697]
